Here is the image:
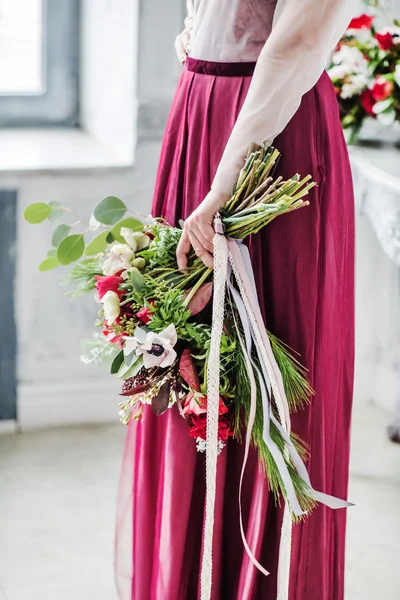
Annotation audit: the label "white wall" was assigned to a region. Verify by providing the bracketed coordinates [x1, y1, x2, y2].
[0, 0, 184, 429]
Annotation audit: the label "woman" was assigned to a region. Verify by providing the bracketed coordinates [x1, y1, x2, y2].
[116, 1, 357, 598]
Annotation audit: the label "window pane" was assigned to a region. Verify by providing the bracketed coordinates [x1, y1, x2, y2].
[0, 0, 43, 94]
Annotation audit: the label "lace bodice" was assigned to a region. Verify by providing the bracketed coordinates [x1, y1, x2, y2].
[184, 0, 359, 195]
[188, 0, 278, 62]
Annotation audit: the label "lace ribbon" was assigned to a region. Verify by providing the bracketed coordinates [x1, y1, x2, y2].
[200, 216, 353, 600]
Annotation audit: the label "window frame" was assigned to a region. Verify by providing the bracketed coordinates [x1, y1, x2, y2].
[0, 0, 80, 128]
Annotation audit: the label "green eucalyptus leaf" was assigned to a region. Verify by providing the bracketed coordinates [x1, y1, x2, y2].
[110, 217, 143, 242]
[94, 196, 127, 225]
[39, 257, 59, 272]
[24, 203, 51, 224]
[57, 234, 85, 265]
[85, 231, 110, 256]
[130, 267, 145, 291]
[117, 355, 143, 379]
[52, 224, 71, 247]
[48, 201, 64, 223]
[110, 350, 125, 375]
[47, 249, 57, 258]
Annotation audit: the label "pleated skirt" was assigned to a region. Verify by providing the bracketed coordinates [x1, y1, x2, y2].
[115, 57, 355, 600]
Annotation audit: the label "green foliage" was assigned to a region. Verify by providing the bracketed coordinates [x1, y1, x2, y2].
[269, 333, 314, 412]
[85, 231, 110, 256]
[24, 203, 52, 224]
[57, 234, 85, 265]
[64, 258, 102, 297]
[141, 224, 182, 268]
[234, 347, 315, 518]
[111, 350, 125, 374]
[93, 196, 127, 225]
[52, 224, 71, 247]
[130, 268, 145, 292]
[39, 257, 59, 272]
[111, 217, 143, 241]
[48, 201, 64, 222]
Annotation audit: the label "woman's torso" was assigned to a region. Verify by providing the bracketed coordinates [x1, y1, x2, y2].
[188, 0, 282, 62]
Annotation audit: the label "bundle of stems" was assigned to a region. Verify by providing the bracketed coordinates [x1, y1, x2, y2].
[221, 144, 315, 239]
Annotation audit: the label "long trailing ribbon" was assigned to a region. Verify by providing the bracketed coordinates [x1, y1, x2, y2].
[201, 216, 353, 600]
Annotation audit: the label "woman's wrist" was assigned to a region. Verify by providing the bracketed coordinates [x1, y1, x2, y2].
[204, 188, 231, 212]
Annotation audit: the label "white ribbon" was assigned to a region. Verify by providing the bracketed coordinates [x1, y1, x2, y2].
[201, 218, 353, 600]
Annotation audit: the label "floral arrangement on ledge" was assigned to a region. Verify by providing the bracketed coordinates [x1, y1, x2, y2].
[328, 10, 400, 143]
[24, 145, 319, 515]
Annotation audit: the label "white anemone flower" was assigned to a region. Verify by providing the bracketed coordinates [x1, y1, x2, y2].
[124, 324, 178, 369]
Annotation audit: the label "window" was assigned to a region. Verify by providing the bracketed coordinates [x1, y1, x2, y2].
[0, 0, 80, 127]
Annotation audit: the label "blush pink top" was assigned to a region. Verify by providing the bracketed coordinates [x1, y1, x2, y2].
[185, 0, 358, 195]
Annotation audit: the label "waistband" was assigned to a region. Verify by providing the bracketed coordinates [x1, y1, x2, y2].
[185, 57, 256, 77]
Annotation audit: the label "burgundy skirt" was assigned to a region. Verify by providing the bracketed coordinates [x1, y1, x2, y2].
[115, 57, 355, 600]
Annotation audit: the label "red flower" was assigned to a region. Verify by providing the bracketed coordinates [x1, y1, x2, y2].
[348, 14, 374, 30]
[371, 76, 394, 101]
[135, 304, 154, 324]
[183, 393, 228, 417]
[102, 326, 123, 346]
[360, 88, 376, 116]
[375, 32, 394, 50]
[94, 275, 123, 300]
[188, 414, 233, 441]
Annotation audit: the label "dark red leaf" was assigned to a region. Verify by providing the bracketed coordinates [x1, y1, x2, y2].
[179, 348, 200, 392]
[151, 381, 171, 416]
[185, 282, 213, 315]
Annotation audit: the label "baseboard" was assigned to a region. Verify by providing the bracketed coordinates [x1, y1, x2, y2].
[17, 379, 121, 431]
[0, 419, 18, 434]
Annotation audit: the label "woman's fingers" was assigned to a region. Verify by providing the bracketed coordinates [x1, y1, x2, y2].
[176, 229, 191, 271]
[174, 33, 187, 64]
[188, 230, 214, 269]
[192, 220, 215, 253]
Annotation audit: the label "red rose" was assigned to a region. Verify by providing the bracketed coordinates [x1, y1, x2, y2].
[188, 414, 233, 441]
[348, 14, 374, 30]
[360, 88, 376, 116]
[183, 393, 228, 417]
[375, 32, 394, 50]
[94, 275, 123, 300]
[135, 304, 154, 324]
[371, 76, 394, 101]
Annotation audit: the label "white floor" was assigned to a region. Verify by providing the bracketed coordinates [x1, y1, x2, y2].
[0, 399, 399, 600]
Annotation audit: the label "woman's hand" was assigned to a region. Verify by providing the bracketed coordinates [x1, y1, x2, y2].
[176, 190, 231, 271]
[174, 16, 193, 64]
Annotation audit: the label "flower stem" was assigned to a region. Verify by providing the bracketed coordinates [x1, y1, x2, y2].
[183, 267, 212, 308]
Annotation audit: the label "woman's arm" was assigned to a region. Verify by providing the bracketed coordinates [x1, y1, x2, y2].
[175, 1, 194, 64]
[211, 0, 359, 195]
[176, 0, 359, 269]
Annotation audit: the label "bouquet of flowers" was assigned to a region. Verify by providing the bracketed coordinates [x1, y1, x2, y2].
[328, 10, 400, 142]
[25, 144, 319, 515]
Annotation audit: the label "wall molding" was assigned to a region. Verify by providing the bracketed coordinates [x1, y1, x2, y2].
[18, 379, 121, 431]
